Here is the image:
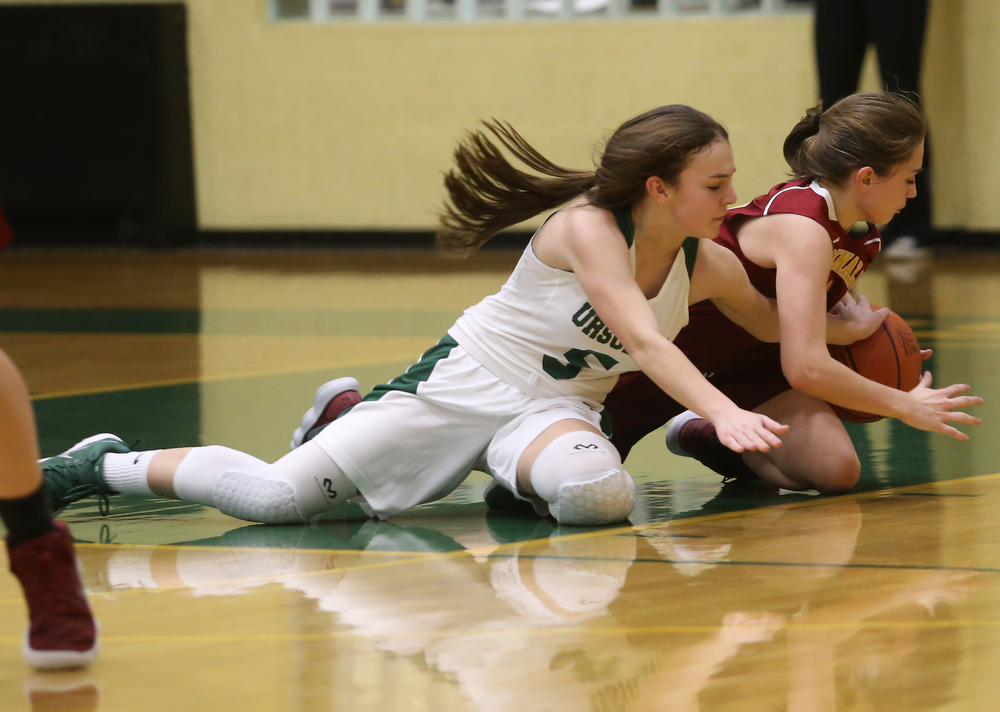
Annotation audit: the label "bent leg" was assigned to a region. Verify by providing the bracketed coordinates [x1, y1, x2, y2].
[491, 412, 636, 526]
[744, 390, 860, 494]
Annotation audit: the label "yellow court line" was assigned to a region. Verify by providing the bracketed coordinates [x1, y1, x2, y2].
[1, 470, 991, 604]
[73, 543, 428, 557]
[30, 355, 416, 401]
[3, 618, 999, 646]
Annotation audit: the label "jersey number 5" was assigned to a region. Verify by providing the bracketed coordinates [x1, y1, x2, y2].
[543, 348, 619, 380]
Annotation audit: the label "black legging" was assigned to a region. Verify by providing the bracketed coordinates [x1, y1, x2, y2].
[814, 0, 931, 237]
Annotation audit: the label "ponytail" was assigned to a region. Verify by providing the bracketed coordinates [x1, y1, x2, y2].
[783, 93, 925, 184]
[438, 121, 596, 257]
[438, 105, 729, 257]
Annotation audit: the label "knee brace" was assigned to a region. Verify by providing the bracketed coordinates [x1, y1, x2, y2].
[212, 442, 358, 525]
[529, 431, 635, 526]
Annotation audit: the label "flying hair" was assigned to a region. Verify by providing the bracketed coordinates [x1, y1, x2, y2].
[438, 106, 729, 257]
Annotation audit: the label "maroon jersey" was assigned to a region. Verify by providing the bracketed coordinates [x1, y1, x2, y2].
[674, 178, 882, 376]
[606, 179, 882, 457]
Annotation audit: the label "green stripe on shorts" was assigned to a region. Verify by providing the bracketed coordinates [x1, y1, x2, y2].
[362, 334, 459, 402]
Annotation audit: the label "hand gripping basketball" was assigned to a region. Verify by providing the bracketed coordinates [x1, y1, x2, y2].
[827, 306, 923, 422]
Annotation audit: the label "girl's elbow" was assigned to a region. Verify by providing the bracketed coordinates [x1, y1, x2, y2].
[783, 363, 823, 392]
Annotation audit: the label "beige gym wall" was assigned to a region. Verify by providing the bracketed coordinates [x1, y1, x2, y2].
[2, 0, 996, 231]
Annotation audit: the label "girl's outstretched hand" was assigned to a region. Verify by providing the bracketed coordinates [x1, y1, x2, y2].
[901, 371, 984, 441]
[713, 409, 789, 453]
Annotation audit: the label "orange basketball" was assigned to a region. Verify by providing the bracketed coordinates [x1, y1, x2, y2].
[827, 308, 923, 423]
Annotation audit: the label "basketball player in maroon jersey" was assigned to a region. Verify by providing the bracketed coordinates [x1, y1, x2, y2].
[603, 93, 981, 494]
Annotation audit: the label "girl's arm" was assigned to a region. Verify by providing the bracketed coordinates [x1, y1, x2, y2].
[553, 209, 788, 453]
[690, 240, 887, 345]
[748, 213, 981, 440]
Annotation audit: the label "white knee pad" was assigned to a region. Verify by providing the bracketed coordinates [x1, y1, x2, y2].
[213, 469, 305, 524]
[174, 445, 267, 507]
[212, 442, 358, 525]
[529, 431, 635, 526]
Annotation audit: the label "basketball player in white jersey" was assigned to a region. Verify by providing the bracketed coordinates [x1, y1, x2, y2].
[39, 106, 883, 527]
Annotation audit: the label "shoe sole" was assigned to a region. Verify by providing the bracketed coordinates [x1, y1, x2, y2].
[24, 634, 99, 671]
[213, 470, 305, 524]
[42, 433, 125, 463]
[549, 470, 634, 526]
[665, 411, 702, 458]
[290, 377, 360, 451]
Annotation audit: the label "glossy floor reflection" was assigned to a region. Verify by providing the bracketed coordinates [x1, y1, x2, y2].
[1, 249, 999, 711]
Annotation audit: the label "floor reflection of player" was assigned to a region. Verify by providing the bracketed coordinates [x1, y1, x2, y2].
[618, 496, 975, 710]
[79, 492, 976, 710]
[21, 670, 100, 712]
[87, 521, 784, 711]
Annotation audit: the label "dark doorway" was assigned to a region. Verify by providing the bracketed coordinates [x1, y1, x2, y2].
[0, 4, 196, 247]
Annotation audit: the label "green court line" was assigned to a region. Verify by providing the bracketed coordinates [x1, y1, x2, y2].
[0, 308, 199, 334]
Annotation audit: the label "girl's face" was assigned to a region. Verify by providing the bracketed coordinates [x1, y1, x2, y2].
[855, 142, 924, 225]
[663, 140, 738, 239]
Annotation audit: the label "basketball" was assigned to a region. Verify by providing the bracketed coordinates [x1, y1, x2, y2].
[827, 308, 923, 423]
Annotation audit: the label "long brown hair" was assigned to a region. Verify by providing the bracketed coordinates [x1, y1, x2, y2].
[438, 106, 729, 256]
[783, 93, 925, 184]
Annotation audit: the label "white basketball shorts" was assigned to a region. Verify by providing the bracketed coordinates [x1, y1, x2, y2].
[311, 336, 606, 519]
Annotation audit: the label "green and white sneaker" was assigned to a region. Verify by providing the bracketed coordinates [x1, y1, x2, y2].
[40, 434, 132, 514]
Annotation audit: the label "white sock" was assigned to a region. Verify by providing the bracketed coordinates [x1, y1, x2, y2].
[103, 451, 161, 496]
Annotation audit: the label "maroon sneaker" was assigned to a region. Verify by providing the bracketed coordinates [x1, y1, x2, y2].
[7, 521, 99, 670]
[289, 377, 362, 450]
[665, 411, 759, 483]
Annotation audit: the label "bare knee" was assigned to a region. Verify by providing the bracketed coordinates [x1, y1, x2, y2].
[812, 452, 861, 494]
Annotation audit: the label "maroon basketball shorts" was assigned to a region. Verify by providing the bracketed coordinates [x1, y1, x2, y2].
[604, 358, 790, 460]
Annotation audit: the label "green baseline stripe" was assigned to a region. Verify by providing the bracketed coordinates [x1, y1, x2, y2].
[0, 308, 199, 334]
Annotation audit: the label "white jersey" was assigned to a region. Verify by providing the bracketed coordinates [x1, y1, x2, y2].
[449, 208, 698, 408]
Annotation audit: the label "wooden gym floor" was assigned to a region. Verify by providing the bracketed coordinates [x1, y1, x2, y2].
[1, 248, 1000, 711]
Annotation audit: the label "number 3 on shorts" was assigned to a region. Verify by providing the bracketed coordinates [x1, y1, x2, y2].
[542, 348, 619, 380]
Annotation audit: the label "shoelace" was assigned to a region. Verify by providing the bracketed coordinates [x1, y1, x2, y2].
[47, 460, 113, 516]
[48, 438, 141, 517]
[54, 484, 112, 517]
